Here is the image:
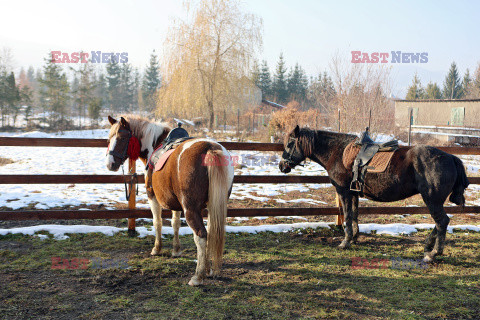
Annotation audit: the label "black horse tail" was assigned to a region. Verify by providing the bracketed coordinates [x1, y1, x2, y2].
[449, 156, 469, 206]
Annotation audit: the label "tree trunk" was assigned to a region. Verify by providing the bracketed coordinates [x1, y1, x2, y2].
[208, 101, 214, 131]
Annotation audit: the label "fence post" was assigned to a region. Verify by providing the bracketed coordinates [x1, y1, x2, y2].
[127, 158, 136, 237]
[408, 108, 413, 146]
[335, 193, 344, 226]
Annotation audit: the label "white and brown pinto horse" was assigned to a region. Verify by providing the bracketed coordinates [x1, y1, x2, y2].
[106, 115, 234, 286]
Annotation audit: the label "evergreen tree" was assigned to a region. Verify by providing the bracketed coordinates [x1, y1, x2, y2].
[106, 60, 122, 111]
[38, 56, 70, 128]
[287, 63, 308, 101]
[461, 69, 472, 98]
[425, 82, 442, 99]
[72, 62, 97, 127]
[258, 60, 272, 99]
[443, 62, 462, 99]
[406, 73, 424, 100]
[272, 53, 288, 103]
[96, 72, 108, 108]
[120, 63, 136, 111]
[142, 51, 161, 112]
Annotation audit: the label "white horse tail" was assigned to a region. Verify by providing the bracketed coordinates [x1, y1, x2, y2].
[206, 148, 230, 274]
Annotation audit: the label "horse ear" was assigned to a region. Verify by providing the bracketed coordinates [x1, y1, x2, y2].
[108, 115, 117, 125]
[120, 117, 130, 129]
[293, 125, 300, 137]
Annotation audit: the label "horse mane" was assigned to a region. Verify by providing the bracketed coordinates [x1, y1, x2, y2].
[293, 127, 356, 157]
[120, 114, 170, 142]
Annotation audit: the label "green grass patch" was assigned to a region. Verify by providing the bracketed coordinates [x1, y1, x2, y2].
[0, 230, 479, 319]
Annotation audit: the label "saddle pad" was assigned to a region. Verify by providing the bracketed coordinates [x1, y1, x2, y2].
[154, 149, 175, 172]
[342, 142, 395, 173]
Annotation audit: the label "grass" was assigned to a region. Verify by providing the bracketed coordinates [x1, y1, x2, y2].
[0, 228, 479, 319]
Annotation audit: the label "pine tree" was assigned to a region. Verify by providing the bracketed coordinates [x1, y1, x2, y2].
[287, 63, 308, 101]
[462, 69, 472, 98]
[106, 60, 122, 111]
[272, 53, 288, 103]
[258, 60, 272, 99]
[425, 82, 442, 99]
[443, 62, 462, 99]
[72, 62, 97, 127]
[142, 51, 161, 112]
[38, 55, 70, 128]
[406, 73, 425, 100]
[120, 63, 136, 111]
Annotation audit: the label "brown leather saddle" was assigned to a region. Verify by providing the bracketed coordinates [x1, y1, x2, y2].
[147, 123, 192, 171]
[145, 123, 192, 199]
[343, 127, 398, 196]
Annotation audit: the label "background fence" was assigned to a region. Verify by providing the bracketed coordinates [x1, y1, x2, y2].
[1, 137, 480, 235]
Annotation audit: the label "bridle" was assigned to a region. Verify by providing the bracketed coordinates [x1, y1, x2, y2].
[107, 127, 140, 201]
[107, 128, 132, 163]
[282, 136, 305, 169]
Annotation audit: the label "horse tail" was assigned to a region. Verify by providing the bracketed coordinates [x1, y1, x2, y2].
[449, 156, 470, 206]
[206, 148, 230, 273]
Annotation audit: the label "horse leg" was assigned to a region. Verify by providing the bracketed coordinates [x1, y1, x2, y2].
[421, 193, 450, 263]
[424, 227, 437, 254]
[424, 208, 450, 263]
[351, 195, 360, 244]
[171, 210, 183, 257]
[149, 196, 163, 256]
[185, 209, 208, 286]
[338, 192, 354, 249]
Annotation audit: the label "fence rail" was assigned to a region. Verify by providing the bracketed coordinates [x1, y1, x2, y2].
[1, 138, 480, 228]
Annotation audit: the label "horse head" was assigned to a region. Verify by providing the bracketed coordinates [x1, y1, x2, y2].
[106, 115, 140, 171]
[279, 125, 307, 173]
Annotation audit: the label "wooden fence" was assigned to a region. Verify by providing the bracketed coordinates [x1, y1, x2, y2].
[1, 137, 480, 235]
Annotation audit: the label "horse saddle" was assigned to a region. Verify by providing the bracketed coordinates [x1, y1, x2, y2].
[147, 123, 193, 172]
[343, 127, 398, 195]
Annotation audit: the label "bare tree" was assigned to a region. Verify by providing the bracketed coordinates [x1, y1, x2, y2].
[158, 0, 263, 129]
[329, 52, 393, 132]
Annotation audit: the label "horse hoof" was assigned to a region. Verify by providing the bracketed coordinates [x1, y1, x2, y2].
[188, 276, 203, 286]
[423, 254, 435, 264]
[338, 241, 351, 249]
[151, 248, 161, 256]
[171, 250, 183, 258]
[207, 269, 220, 278]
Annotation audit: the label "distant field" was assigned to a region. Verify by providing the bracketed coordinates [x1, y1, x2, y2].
[1, 228, 479, 319]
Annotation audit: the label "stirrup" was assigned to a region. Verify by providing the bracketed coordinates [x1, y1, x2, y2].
[350, 180, 362, 192]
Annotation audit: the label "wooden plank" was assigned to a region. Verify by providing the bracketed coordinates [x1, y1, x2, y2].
[219, 142, 284, 151]
[0, 175, 135, 184]
[1, 137, 480, 155]
[0, 137, 107, 147]
[233, 175, 331, 184]
[1, 175, 478, 185]
[0, 174, 332, 184]
[1, 206, 479, 221]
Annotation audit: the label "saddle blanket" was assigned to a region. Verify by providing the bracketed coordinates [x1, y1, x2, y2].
[148, 149, 175, 172]
[342, 142, 396, 173]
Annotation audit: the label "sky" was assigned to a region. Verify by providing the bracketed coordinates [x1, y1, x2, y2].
[0, 0, 478, 97]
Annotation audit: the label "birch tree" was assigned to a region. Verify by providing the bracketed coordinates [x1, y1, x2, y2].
[158, 0, 262, 129]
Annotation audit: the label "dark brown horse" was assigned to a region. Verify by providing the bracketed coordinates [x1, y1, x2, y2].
[279, 126, 469, 263]
[106, 115, 234, 285]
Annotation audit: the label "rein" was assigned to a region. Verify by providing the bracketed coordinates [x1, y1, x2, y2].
[122, 166, 138, 201]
